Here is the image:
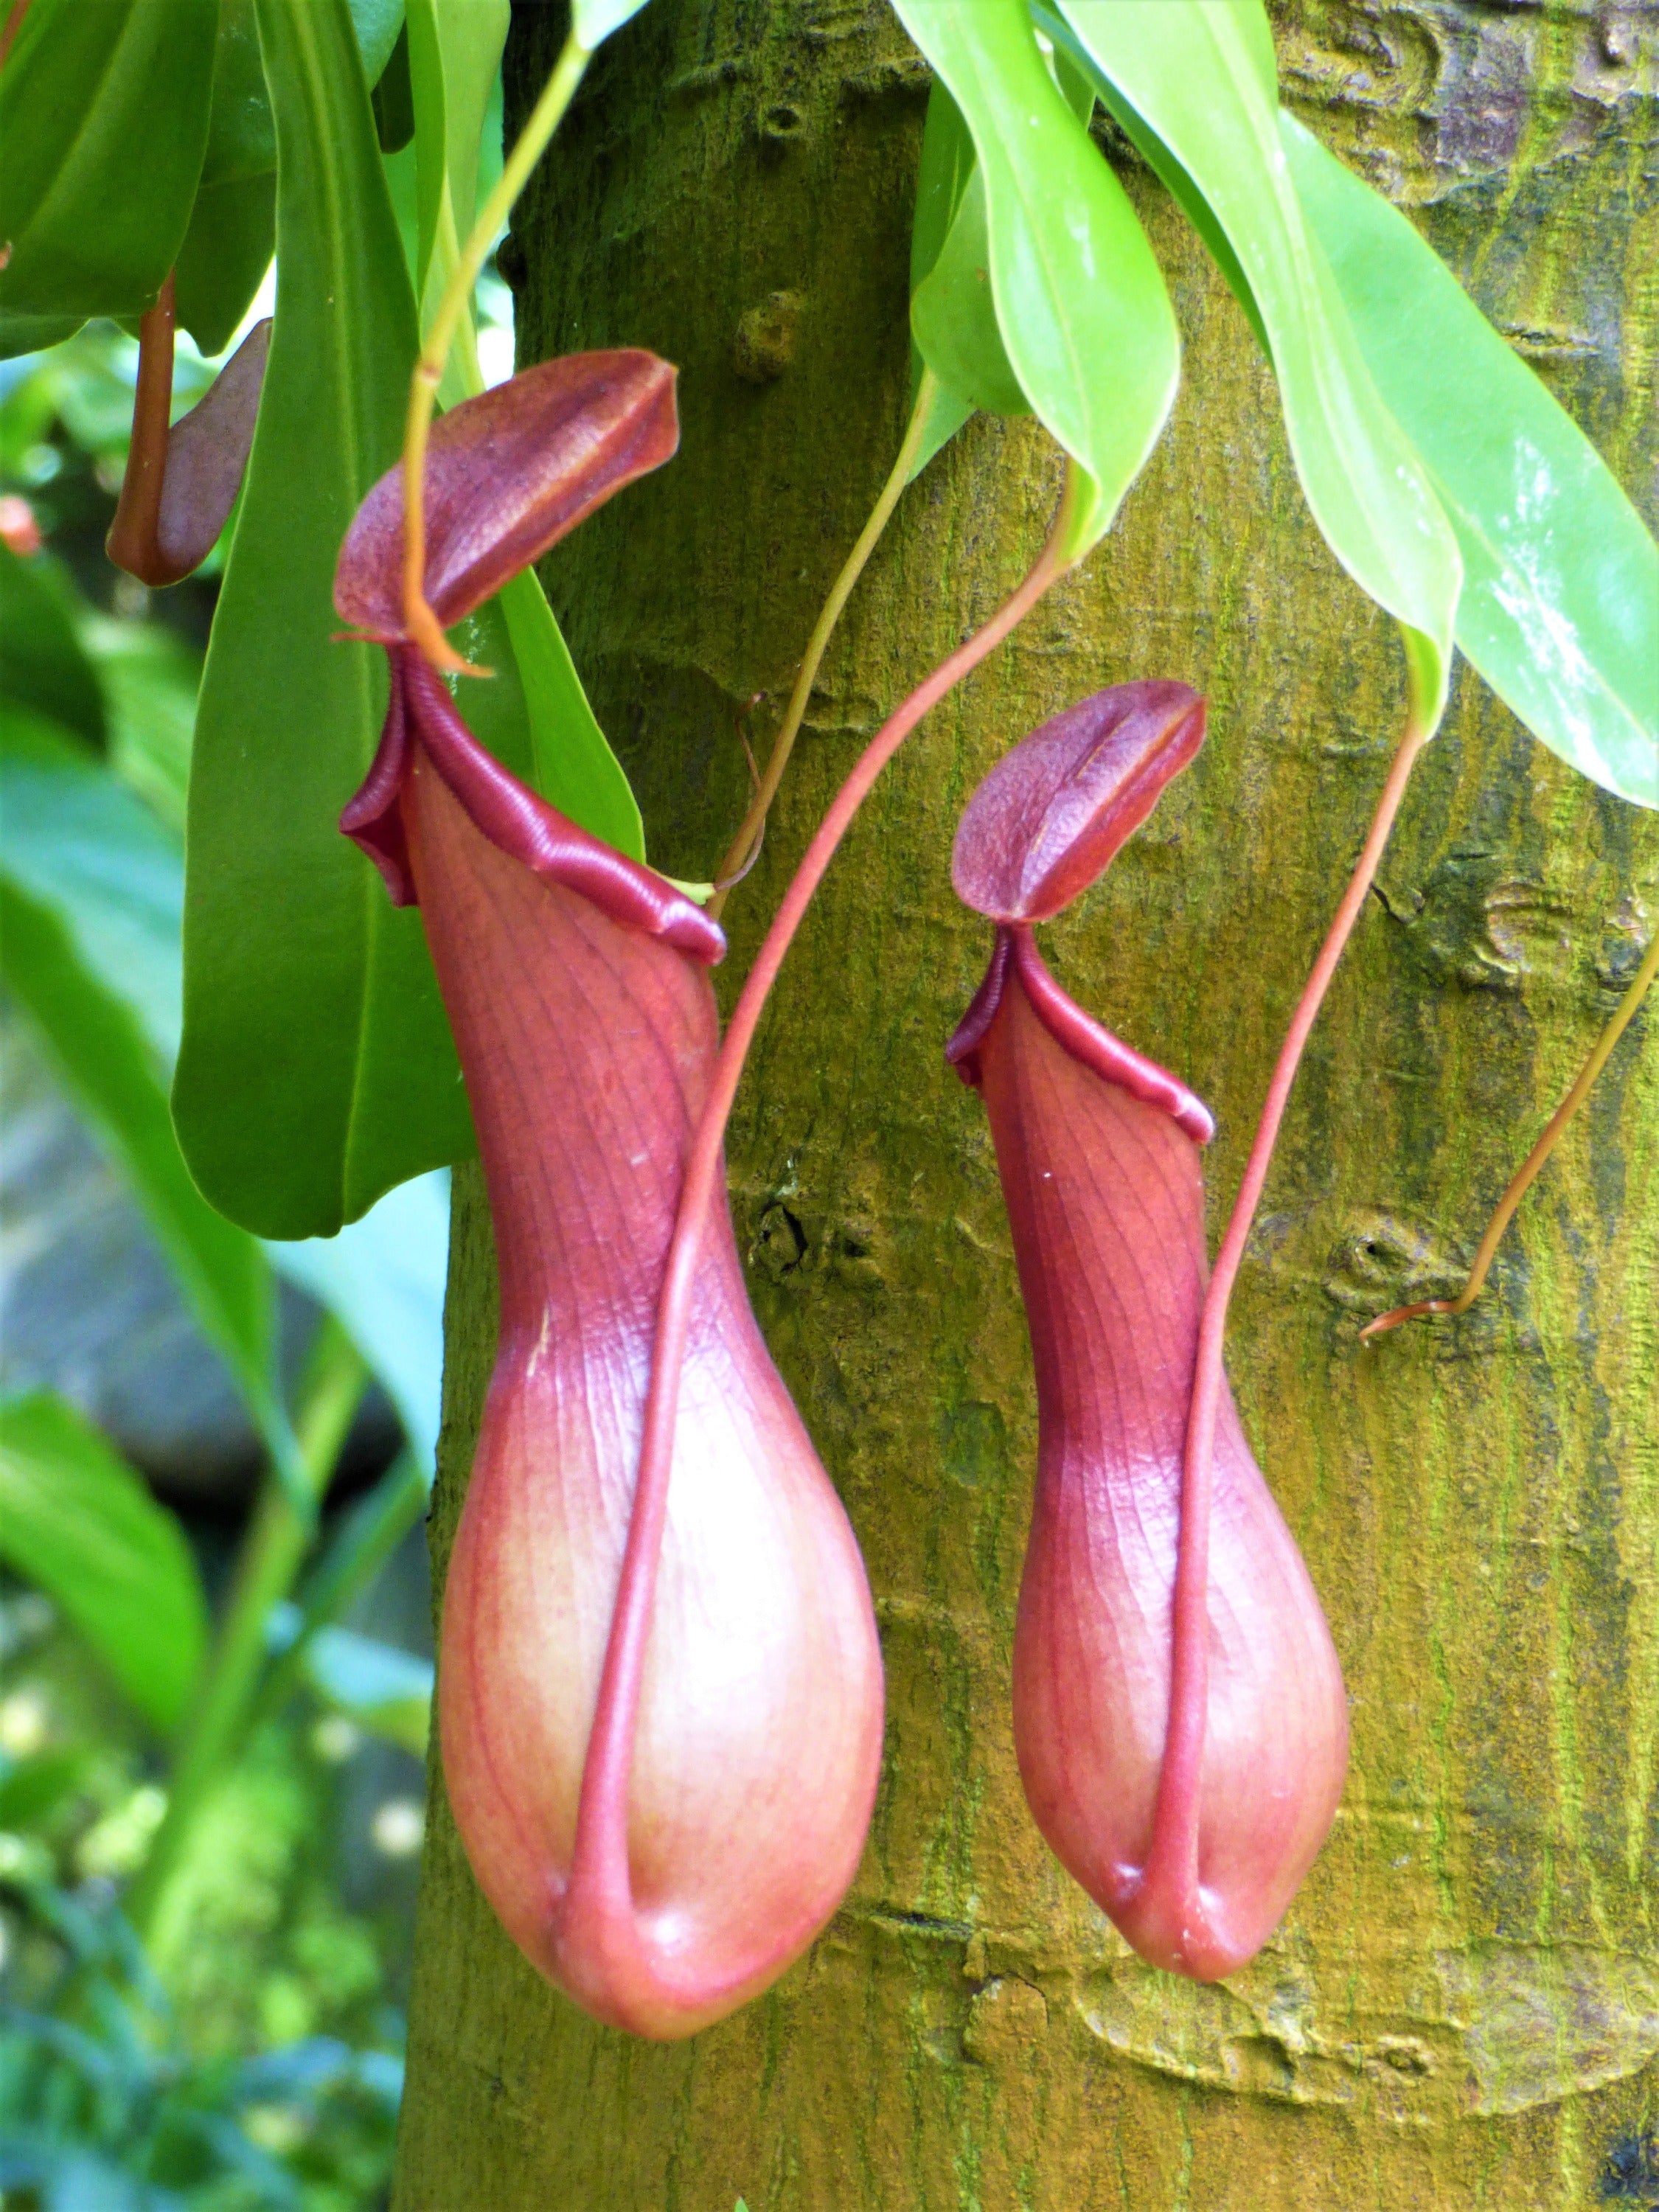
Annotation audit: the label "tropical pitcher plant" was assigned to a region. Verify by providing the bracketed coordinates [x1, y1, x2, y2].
[4, 0, 1651, 2045]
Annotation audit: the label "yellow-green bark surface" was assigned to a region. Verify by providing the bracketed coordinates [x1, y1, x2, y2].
[394, 3, 1658, 2204]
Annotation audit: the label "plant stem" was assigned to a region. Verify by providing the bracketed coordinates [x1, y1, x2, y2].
[709, 371, 939, 919]
[1363, 921, 1659, 1340]
[563, 473, 1079, 1944]
[127, 1319, 367, 1937]
[401, 25, 591, 672]
[1141, 704, 1430, 1941]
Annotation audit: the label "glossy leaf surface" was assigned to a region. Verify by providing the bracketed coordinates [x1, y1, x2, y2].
[1056, 0, 1459, 725]
[1284, 115, 1658, 807]
[174, 0, 467, 1239]
[0, 1393, 208, 1735]
[894, 0, 1179, 560]
[0, 0, 217, 355]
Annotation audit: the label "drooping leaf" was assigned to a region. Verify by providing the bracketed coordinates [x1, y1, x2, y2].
[1054, 0, 1460, 726]
[905, 81, 977, 479]
[0, 0, 218, 356]
[0, 545, 105, 745]
[0, 711, 291, 1479]
[909, 58, 1099, 433]
[0, 1392, 208, 1735]
[173, 0, 468, 1240]
[1031, 2, 1270, 358]
[893, 0, 1180, 562]
[1284, 115, 1658, 807]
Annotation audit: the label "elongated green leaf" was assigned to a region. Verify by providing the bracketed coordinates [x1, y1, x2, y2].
[175, 173, 277, 358]
[1055, 0, 1459, 726]
[905, 81, 978, 478]
[0, 1393, 208, 1735]
[0, 546, 105, 745]
[174, 0, 470, 1241]
[404, 0, 646, 855]
[0, 712, 293, 1481]
[1283, 116, 1658, 808]
[894, 0, 1179, 562]
[0, 0, 218, 355]
[1031, 3, 1270, 358]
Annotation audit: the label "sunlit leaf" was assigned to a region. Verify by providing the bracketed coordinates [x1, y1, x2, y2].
[173, 0, 470, 1241]
[1054, 0, 1460, 726]
[1284, 115, 1658, 807]
[894, 0, 1180, 562]
[0, 1392, 208, 1734]
[0, 0, 218, 356]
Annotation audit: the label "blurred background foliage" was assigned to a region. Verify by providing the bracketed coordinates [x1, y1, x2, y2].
[0, 66, 513, 2212]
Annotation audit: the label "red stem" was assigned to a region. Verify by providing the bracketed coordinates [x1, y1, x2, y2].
[556, 478, 1077, 1994]
[1140, 708, 1430, 1950]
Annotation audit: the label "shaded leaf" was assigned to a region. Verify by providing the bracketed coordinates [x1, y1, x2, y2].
[905, 80, 978, 479]
[894, 0, 1180, 562]
[173, 173, 277, 358]
[0, 1392, 207, 1733]
[0, 0, 218, 355]
[1284, 115, 1658, 807]
[173, 0, 467, 1239]
[1055, 0, 1459, 724]
[0, 546, 105, 745]
[269, 1604, 432, 1753]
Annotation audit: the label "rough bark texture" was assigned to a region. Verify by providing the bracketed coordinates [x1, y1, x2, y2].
[394, 2, 1658, 2205]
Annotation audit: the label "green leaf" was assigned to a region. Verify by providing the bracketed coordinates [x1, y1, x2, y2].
[572, 0, 652, 49]
[0, 712, 293, 1482]
[1031, 3, 1270, 359]
[79, 612, 203, 836]
[1054, 0, 1460, 727]
[893, 0, 1180, 563]
[173, 0, 470, 1241]
[0, 1393, 208, 1734]
[1284, 115, 1658, 808]
[404, 0, 646, 855]
[174, 173, 277, 358]
[199, 0, 278, 184]
[0, 0, 218, 355]
[0, 546, 105, 747]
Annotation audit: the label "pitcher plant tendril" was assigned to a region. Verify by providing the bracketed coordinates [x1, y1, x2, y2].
[709, 368, 941, 918]
[1152, 703, 1430, 1952]
[1363, 922, 1659, 1341]
[400, 24, 593, 673]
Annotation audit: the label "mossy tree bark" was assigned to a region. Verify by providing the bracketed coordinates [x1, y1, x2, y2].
[393, 2, 1658, 2205]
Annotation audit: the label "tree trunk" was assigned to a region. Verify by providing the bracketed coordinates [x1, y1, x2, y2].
[394, 2, 1658, 2205]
